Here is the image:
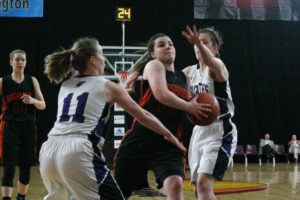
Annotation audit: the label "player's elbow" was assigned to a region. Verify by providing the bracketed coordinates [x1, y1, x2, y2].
[153, 90, 169, 104]
[38, 102, 46, 110]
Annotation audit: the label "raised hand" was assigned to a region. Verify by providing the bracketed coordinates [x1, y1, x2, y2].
[124, 72, 139, 93]
[182, 25, 201, 45]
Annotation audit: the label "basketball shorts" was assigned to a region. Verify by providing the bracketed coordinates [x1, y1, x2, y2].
[1, 121, 37, 166]
[39, 134, 124, 200]
[114, 151, 185, 197]
[188, 118, 237, 183]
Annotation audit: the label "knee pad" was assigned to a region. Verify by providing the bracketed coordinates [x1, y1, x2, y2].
[19, 166, 31, 185]
[2, 163, 16, 187]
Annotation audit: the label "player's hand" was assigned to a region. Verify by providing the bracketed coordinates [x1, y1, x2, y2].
[187, 96, 211, 119]
[21, 94, 35, 105]
[182, 25, 202, 46]
[164, 133, 186, 153]
[124, 72, 139, 93]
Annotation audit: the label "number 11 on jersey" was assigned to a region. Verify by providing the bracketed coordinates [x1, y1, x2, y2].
[59, 92, 89, 123]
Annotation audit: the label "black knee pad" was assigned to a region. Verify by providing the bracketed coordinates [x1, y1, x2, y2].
[19, 166, 31, 185]
[2, 163, 16, 187]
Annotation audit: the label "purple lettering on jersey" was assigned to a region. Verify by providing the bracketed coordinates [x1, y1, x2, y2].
[75, 81, 86, 88]
[59, 92, 89, 123]
[72, 92, 88, 123]
[190, 83, 209, 95]
[59, 93, 73, 122]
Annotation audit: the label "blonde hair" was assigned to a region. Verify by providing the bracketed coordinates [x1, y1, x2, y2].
[44, 37, 99, 84]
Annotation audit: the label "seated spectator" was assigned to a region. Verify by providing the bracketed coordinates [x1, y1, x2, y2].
[259, 133, 276, 162]
[288, 134, 300, 162]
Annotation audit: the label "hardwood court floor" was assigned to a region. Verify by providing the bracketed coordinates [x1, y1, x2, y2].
[0, 163, 299, 200]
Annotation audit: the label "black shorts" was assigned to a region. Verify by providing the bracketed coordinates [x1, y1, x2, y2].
[114, 151, 185, 197]
[1, 121, 37, 166]
[99, 172, 125, 200]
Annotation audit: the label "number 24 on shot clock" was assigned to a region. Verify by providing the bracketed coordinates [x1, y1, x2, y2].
[115, 7, 132, 22]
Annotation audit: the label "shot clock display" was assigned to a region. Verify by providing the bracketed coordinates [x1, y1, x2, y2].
[115, 7, 132, 22]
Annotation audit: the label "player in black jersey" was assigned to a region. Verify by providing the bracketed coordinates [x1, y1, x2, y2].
[0, 50, 46, 200]
[114, 33, 211, 199]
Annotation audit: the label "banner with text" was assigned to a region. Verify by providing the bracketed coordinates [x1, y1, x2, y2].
[0, 0, 43, 17]
[194, 0, 300, 21]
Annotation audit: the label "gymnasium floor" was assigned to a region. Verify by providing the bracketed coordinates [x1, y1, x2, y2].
[0, 163, 299, 200]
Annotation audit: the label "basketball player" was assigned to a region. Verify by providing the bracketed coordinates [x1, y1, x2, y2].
[39, 37, 185, 200]
[114, 33, 211, 200]
[182, 25, 238, 200]
[0, 50, 46, 200]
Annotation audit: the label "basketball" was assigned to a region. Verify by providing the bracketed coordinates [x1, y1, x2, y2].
[187, 93, 220, 126]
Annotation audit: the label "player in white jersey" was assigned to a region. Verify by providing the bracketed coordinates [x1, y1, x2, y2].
[39, 37, 186, 200]
[182, 25, 237, 200]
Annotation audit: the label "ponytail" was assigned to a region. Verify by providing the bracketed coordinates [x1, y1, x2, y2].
[44, 50, 74, 84]
[128, 53, 152, 92]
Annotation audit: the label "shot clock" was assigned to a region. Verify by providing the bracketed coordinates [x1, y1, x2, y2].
[115, 7, 132, 22]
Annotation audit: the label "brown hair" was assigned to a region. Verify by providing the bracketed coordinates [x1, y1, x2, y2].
[9, 49, 26, 61]
[44, 37, 99, 84]
[129, 33, 169, 91]
[201, 27, 223, 57]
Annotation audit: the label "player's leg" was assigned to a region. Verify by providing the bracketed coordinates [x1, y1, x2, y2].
[163, 175, 184, 200]
[17, 122, 37, 200]
[114, 134, 150, 199]
[114, 156, 149, 198]
[1, 122, 19, 199]
[1, 163, 15, 199]
[60, 135, 124, 200]
[39, 138, 70, 200]
[193, 119, 237, 200]
[16, 166, 31, 200]
[98, 172, 125, 200]
[151, 151, 185, 200]
[195, 173, 216, 200]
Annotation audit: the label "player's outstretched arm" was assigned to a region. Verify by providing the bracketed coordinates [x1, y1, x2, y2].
[182, 25, 228, 82]
[105, 80, 186, 152]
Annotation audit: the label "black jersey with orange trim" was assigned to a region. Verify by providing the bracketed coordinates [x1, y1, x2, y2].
[1, 74, 36, 122]
[119, 70, 189, 155]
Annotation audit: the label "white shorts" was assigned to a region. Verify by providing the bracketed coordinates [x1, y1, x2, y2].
[188, 118, 237, 183]
[39, 134, 124, 200]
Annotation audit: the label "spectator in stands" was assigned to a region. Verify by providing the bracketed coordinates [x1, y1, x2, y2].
[288, 134, 300, 162]
[259, 133, 276, 162]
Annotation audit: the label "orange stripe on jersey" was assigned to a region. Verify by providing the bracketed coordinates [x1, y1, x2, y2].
[114, 80, 153, 173]
[167, 84, 189, 101]
[139, 80, 152, 107]
[183, 151, 187, 176]
[0, 96, 7, 121]
[175, 122, 183, 139]
[139, 88, 152, 107]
